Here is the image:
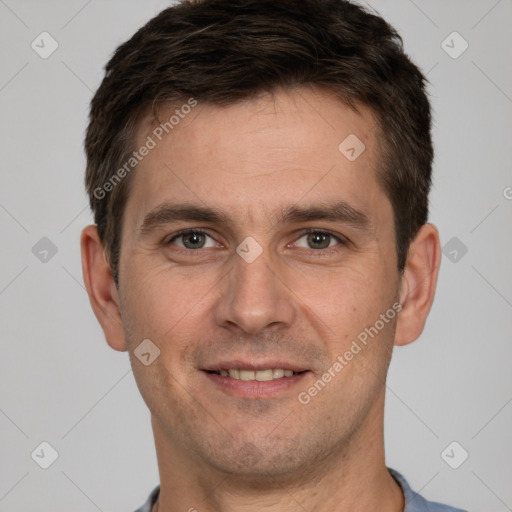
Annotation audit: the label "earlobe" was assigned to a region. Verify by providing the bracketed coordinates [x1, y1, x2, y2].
[394, 223, 441, 347]
[80, 225, 127, 352]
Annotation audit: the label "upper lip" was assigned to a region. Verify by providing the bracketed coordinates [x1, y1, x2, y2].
[202, 360, 309, 372]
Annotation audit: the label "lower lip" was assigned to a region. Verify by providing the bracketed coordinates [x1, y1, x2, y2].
[202, 371, 310, 398]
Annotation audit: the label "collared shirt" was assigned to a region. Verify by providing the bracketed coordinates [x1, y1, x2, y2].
[133, 468, 467, 512]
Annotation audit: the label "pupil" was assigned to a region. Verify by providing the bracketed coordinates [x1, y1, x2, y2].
[308, 232, 330, 249]
[184, 232, 205, 249]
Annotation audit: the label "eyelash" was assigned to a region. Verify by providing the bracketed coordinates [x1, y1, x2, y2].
[165, 228, 348, 253]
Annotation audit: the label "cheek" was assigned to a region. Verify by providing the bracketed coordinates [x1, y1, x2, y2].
[120, 262, 218, 349]
[290, 262, 394, 341]
[121, 267, 213, 415]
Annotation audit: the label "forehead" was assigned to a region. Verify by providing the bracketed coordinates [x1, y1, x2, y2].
[124, 87, 388, 229]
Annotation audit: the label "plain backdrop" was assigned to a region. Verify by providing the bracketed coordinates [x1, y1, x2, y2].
[0, 1, 511, 511]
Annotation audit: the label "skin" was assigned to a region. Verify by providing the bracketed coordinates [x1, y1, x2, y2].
[81, 86, 441, 512]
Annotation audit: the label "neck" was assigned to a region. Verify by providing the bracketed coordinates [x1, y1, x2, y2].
[151, 392, 404, 512]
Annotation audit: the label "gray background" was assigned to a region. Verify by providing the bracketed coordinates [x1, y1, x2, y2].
[0, 0, 511, 511]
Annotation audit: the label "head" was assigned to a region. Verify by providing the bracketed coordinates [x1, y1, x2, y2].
[81, 0, 440, 481]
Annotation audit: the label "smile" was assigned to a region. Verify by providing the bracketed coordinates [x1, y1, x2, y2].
[208, 368, 303, 381]
[202, 363, 311, 398]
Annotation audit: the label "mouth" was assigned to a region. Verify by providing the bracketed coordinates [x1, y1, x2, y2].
[201, 362, 311, 398]
[205, 368, 307, 381]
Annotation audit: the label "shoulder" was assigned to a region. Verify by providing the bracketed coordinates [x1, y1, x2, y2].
[133, 485, 160, 512]
[389, 469, 467, 512]
[135, 475, 468, 512]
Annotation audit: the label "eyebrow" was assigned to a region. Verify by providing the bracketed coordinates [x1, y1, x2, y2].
[138, 200, 372, 235]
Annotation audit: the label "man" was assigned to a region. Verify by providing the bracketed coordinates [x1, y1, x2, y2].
[80, 0, 466, 510]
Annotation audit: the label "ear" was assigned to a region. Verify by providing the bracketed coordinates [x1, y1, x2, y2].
[80, 225, 127, 352]
[395, 223, 441, 347]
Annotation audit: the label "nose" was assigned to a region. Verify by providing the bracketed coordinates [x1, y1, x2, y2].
[213, 248, 296, 335]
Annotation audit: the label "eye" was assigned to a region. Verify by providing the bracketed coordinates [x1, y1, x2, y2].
[295, 230, 342, 250]
[168, 230, 216, 249]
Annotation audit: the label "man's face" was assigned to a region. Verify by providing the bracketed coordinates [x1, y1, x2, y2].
[118, 87, 401, 478]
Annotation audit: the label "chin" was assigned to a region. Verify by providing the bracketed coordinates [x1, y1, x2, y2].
[197, 430, 332, 483]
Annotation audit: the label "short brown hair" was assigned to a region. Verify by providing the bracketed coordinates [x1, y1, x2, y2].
[85, 0, 433, 284]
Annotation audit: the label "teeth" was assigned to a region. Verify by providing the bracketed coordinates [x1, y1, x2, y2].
[228, 369, 240, 379]
[255, 369, 274, 381]
[218, 368, 299, 381]
[239, 370, 255, 381]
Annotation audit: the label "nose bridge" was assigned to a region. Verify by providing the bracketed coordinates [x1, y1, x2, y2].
[215, 247, 295, 334]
